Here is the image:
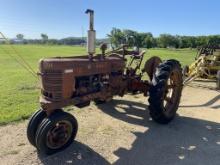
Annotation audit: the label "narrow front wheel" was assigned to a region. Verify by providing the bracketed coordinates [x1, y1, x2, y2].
[35, 111, 78, 155]
[27, 109, 46, 146]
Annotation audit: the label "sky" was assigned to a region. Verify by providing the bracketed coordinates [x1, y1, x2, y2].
[0, 0, 219, 39]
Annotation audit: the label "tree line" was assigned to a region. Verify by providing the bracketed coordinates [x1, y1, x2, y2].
[1, 33, 108, 46]
[1, 29, 220, 48]
[107, 28, 220, 49]
[0, 33, 86, 45]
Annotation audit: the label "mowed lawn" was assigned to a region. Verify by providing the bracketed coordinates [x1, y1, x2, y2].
[0, 45, 196, 125]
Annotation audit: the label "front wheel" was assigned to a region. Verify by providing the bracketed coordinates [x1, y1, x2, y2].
[148, 60, 183, 124]
[27, 109, 46, 146]
[35, 111, 78, 155]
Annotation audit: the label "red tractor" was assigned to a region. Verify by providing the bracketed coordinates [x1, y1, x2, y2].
[27, 9, 183, 155]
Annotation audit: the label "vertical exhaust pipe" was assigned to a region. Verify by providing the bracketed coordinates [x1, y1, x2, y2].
[85, 9, 96, 59]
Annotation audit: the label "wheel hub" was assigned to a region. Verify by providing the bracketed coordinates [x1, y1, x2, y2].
[163, 71, 179, 114]
[46, 120, 72, 149]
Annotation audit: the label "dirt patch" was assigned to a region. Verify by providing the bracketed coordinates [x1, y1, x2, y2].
[0, 83, 219, 165]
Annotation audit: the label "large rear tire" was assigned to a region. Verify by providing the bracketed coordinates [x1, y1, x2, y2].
[148, 60, 183, 124]
[35, 111, 78, 155]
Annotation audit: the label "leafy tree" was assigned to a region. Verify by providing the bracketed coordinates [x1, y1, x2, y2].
[196, 36, 208, 47]
[108, 28, 155, 49]
[142, 33, 154, 48]
[134, 33, 144, 50]
[107, 28, 126, 48]
[208, 35, 220, 45]
[158, 34, 178, 48]
[123, 29, 137, 46]
[16, 34, 24, 40]
[41, 34, 49, 43]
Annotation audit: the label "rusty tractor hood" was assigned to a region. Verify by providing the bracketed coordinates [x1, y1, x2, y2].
[39, 54, 125, 76]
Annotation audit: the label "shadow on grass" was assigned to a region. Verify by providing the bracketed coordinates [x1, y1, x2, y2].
[39, 99, 220, 165]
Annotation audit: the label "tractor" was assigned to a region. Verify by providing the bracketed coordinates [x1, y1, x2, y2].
[27, 9, 183, 155]
[183, 44, 220, 89]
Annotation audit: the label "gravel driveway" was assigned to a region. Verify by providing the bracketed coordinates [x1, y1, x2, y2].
[0, 82, 219, 165]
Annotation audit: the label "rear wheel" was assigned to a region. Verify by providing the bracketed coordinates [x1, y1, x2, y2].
[35, 110, 78, 155]
[27, 109, 46, 146]
[148, 60, 183, 124]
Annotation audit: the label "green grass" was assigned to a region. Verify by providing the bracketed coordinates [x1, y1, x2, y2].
[145, 48, 196, 66]
[0, 45, 196, 125]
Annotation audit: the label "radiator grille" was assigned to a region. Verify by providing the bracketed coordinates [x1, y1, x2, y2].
[41, 71, 63, 101]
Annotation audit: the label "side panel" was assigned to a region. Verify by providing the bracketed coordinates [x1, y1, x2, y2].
[62, 72, 74, 99]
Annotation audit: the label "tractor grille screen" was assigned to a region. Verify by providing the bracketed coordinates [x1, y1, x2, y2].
[41, 71, 63, 101]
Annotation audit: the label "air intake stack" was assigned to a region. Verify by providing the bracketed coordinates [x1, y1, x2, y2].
[85, 9, 96, 58]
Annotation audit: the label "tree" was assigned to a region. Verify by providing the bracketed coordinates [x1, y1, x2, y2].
[41, 34, 49, 43]
[141, 33, 154, 48]
[158, 34, 179, 48]
[133, 33, 143, 50]
[16, 34, 24, 40]
[123, 29, 137, 46]
[207, 35, 220, 45]
[107, 28, 126, 48]
[142, 36, 153, 48]
[108, 28, 155, 49]
[196, 36, 208, 47]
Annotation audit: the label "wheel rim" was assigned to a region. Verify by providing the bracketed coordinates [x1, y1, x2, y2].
[163, 70, 179, 115]
[46, 120, 73, 149]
